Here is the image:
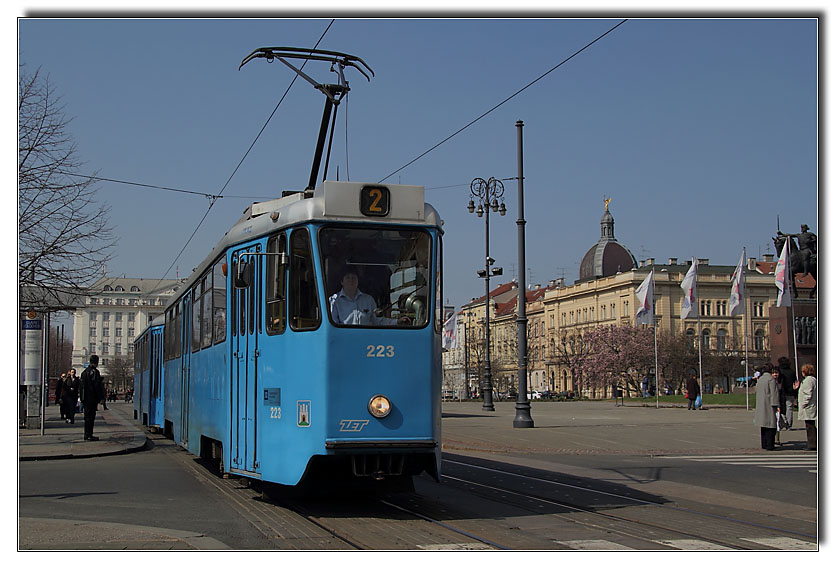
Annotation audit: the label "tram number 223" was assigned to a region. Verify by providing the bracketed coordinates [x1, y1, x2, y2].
[366, 345, 395, 358]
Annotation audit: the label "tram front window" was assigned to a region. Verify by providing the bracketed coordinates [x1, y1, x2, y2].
[320, 227, 431, 328]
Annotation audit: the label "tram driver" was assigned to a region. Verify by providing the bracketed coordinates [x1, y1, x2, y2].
[329, 267, 411, 326]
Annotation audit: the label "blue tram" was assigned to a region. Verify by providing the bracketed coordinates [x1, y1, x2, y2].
[133, 181, 443, 486]
[133, 316, 164, 429]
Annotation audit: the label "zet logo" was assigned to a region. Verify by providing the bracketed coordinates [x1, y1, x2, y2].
[339, 419, 369, 432]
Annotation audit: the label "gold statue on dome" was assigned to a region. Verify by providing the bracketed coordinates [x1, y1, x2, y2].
[604, 196, 611, 212]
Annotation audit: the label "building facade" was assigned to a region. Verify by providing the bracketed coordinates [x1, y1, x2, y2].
[442, 202, 808, 400]
[70, 277, 182, 382]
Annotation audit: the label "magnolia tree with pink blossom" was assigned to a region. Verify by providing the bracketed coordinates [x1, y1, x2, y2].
[572, 325, 656, 397]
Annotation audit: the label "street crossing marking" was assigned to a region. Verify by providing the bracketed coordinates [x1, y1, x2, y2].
[555, 539, 633, 550]
[658, 539, 734, 550]
[556, 537, 816, 551]
[417, 543, 495, 550]
[740, 537, 817, 550]
[659, 454, 817, 473]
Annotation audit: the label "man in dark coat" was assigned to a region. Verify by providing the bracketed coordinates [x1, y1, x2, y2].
[79, 355, 106, 441]
[685, 368, 701, 410]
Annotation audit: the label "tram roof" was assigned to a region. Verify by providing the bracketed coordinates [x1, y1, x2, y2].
[165, 180, 442, 310]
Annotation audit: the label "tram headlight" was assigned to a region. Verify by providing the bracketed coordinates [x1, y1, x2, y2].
[368, 395, 392, 418]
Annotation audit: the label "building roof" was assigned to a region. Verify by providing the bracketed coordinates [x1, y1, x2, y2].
[85, 276, 183, 297]
[578, 205, 637, 281]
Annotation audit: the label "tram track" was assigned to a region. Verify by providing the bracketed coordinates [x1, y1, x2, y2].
[149, 430, 816, 550]
[152, 432, 503, 549]
[425, 456, 818, 550]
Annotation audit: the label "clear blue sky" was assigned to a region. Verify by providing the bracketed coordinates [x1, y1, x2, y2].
[17, 17, 818, 314]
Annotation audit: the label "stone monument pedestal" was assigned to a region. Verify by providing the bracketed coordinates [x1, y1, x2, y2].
[769, 300, 817, 370]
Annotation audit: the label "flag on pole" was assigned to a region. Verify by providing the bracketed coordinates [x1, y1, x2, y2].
[680, 258, 699, 319]
[729, 249, 746, 316]
[776, 239, 792, 307]
[636, 270, 655, 325]
[442, 312, 458, 349]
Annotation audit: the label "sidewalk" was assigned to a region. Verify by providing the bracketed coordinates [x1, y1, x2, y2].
[17, 402, 233, 550]
[18, 400, 148, 461]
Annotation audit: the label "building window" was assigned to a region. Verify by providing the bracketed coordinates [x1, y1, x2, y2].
[717, 329, 727, 350]
[754, 329, 765, 350]
[104, 285, 112, 291]
[700, 300, 711, 316]
[701, 329, 710, 350]
[115, 328, 122, 337]
[128, 327, 135, 338]
[128, 312, 136, 322]
[102, 343, 109, 354]
[754, 301, 765, 317]
[131, 286, 140, 292]
[89, 343, 96, 354]
[90, 312, 97, 321]
[89, 328, 96, 337]
[103, 312, 110, 321]
[115, 344, 122, 355]
[115, 286, 124, 292]
[102, 328, 109, 337]
[685, 328, 695, 347]
[716, 301, 727, 316]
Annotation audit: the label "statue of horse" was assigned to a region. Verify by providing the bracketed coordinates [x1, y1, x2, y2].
[773, 231, 817, 299]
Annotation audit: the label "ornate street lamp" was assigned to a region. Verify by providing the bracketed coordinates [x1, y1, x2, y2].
[468, 177, 506, 411]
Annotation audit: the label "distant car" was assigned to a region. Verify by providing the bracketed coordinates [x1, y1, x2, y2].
[529, 391, 542, 400]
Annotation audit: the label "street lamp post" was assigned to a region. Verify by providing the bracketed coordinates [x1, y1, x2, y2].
[468, 177, 506, 411]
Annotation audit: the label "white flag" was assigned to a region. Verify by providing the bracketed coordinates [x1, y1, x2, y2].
[635, 270, 655, 325]
[680, 258, 699, 319]
[442, 312, 458, 349]
[729, 249, 746, 316]
[776, 239, 792, 307]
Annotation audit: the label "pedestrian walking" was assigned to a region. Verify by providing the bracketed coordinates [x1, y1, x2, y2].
[641, 375, 649, 398]
[61, 369, 80, 424]
[797, 363, 817, 451]
[754, 363, 781, 450]
[56, 373, 67, 420]
[777, 356, 799, 430]
[79, 355, 106, 441]
[685, 369, 700, 410]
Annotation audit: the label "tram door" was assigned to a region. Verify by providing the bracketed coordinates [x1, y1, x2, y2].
[231, 245, 261, 473]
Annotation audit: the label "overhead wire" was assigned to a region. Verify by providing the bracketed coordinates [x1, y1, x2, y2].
[378, 19, 629, 184]
[153, 19, 336, 286]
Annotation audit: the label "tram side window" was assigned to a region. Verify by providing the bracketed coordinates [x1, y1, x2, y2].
[266, 234, 288, 335]
[192, 282, 202, 354]
[164, 309, 172, 361]
[434, 236, 443, 334]
[201, 273, 213, 349]
[289, 228, 320, 331]
[213, 259, 226, 344]
[174, 301, 182, 358]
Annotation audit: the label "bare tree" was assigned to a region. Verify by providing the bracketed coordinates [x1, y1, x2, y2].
[19, 65, 116, 310]
[106, 356, 135, 395]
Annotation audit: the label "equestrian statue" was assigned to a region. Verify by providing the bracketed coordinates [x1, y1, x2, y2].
[774, 224, 817, 299]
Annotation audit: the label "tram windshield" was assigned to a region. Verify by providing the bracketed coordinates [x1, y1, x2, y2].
[320, 227, 431, 328]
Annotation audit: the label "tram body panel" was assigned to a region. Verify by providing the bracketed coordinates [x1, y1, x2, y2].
[186, 342, 228, 457]
[253, 328, 329, 484]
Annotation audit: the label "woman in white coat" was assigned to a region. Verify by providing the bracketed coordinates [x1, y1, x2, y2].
[798, 363, 817, 451]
